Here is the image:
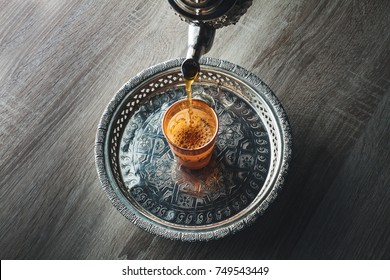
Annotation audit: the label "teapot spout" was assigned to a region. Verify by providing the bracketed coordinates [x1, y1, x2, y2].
[182, 23, 215, 80]
[186, 23, 215, 62]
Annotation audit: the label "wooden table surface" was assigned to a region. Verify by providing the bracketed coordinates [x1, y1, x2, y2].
[1, 0, 389, 260]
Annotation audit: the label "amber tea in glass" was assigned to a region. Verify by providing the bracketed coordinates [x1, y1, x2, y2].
[162, 98, 219, 170]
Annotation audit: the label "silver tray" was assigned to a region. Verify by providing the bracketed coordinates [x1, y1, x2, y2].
[95, 57, 292, 241]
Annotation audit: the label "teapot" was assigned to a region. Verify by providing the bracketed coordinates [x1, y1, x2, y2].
[168, 0, 253, 79]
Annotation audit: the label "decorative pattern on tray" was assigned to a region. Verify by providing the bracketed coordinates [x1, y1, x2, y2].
[119, 85, 271, 226]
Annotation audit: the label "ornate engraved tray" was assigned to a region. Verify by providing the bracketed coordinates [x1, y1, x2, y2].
[95, 57, 292, 241]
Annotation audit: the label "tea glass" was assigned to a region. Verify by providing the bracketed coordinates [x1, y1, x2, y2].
[162, 99, 219, 170]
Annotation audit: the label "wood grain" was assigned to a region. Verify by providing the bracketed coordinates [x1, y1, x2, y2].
[0, 0, 389, 259]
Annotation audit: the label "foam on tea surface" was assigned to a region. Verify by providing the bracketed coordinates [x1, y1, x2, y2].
[167, 108, 215, 149]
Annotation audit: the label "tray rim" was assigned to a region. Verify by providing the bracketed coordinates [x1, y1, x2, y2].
[95, 57, 293, 241]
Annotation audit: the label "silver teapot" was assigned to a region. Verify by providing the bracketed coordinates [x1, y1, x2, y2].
[168, 0, 253, 79]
